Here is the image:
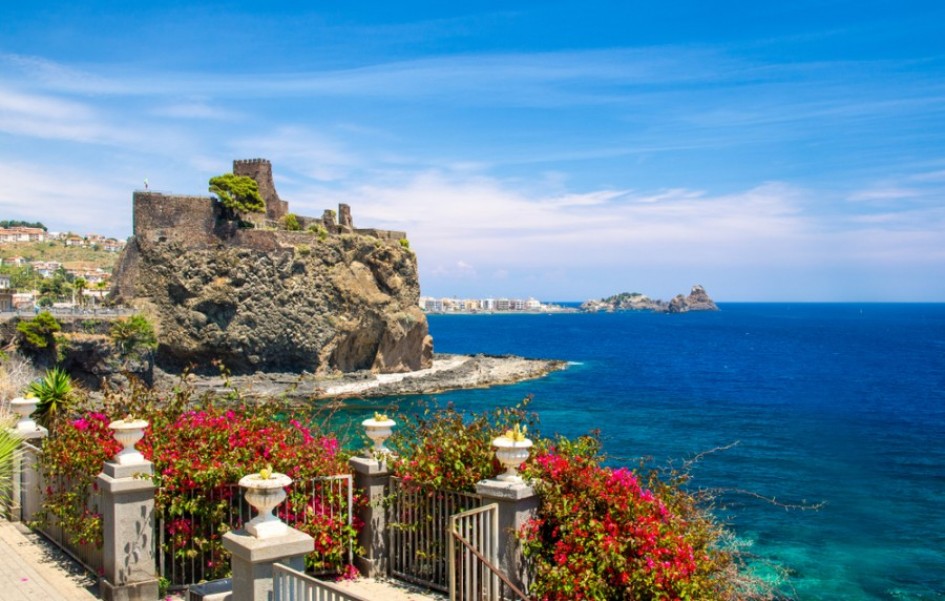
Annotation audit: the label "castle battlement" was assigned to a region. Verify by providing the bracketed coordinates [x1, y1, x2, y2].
[132, 160, 407, 248]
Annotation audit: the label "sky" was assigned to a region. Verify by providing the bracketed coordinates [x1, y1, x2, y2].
[1, 1, 944, 302]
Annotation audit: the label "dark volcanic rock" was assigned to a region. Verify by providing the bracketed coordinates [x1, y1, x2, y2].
[112, 232, 433, 375]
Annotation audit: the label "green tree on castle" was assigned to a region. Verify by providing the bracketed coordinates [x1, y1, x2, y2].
[208, 173, 265, 219]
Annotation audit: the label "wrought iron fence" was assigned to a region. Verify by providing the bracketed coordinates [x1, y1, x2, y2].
[17, 441, 354, 588]
[388, 476, 482, 592]
[158, 474, 355, 587]
[20, 442, 104, 574]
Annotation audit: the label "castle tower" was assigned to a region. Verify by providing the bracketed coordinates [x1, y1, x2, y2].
[233, 158, 288, 221]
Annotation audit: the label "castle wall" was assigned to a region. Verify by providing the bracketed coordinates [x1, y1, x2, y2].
[355, 228, 407, 242]
[132, 164, 408, 250]
[133, 192, 218, 243]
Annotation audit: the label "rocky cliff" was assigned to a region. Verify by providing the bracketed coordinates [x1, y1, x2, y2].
[581, 285, 718, 313]
[112, 229, 433, 375]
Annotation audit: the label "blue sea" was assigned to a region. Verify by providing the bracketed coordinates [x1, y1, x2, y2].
[385, 304, 945, 600]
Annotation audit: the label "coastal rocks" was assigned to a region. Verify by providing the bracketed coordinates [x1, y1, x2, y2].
[111, 231, 432, 375]
[668, 285, 718, 313]
[149, 353, 567, 400]
[581, 285, 718, 313]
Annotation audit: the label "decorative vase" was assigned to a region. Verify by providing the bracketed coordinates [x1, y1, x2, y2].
[239, 472, 293, 538]
[9, 397, 39, 433]
[108, 419, 149, 465]
[362, 417, 396, 454]
[492, 437, 533, 483]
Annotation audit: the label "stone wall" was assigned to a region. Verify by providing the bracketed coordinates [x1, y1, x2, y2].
[133, 192, 218, 244]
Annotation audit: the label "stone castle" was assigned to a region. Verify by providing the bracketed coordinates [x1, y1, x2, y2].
[114, 159, 433, 375]
[132, 158, 406, 247]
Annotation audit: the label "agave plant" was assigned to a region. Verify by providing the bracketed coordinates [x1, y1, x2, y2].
[27, 367, 75, 428]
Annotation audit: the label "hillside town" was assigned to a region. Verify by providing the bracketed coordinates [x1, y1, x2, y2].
[0, 225, 126, 311]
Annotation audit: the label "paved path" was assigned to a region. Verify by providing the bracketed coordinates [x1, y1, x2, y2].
[0, 518, 99, 601]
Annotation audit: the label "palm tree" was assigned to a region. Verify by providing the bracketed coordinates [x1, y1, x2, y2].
[27, 367, 75, 428]
[73, 277, 87, 307]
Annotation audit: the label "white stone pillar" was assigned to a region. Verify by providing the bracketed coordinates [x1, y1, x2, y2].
[222, 524, 314, 601]
[349, 456, 392, 577]
[475, 479, 539, 592]
[222, 471, 314, 601]
[96, 459, 160, 601]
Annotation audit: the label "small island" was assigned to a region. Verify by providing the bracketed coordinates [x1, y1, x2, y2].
[581, 284, 718, 313]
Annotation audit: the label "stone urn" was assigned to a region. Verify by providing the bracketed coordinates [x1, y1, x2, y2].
[9, 396, 39, 433]
[239, 471, 293, 539]
[362, 415, 396, 454]
[492, 432, 533, 484]
[108, 418, 149, 465]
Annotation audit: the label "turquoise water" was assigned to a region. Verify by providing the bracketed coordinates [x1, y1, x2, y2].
[373, 304, 945, 600]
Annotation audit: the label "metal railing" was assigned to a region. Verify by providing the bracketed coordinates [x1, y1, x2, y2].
[273, 562, 371, 601]
[388, 477, 482, 592]
[17, 441, 354, 587]
[158, 474, 355, 587]
[449, 504, 530, 601]
[20, 442, 104, 574]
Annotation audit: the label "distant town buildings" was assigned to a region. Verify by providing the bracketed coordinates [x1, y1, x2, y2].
[0, 226, 47, 243]
[0, 228, 126, 252]
[419, 296, 568, 313]
[0, 225, 124, 309]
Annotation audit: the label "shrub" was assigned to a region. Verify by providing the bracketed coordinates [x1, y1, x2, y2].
[281, 213, 301, 231]
[389, 399, 536, 492]
[141, 399, 357, 576]
[37, 389, 360, 578]
[520, 435, 765, 601]
[0, 354, 40, 400]
[16, 311, 61, 354]
[399, 238, 410, 250]
[109, 314, 157, 359]
[308, 223, 329, 241]
[37, 411, 121, 547]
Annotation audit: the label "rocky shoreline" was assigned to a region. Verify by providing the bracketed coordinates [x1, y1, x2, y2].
[152, 353, 568, 400]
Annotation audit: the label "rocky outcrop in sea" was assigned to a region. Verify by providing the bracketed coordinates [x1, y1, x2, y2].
[581, 285, 718, 313]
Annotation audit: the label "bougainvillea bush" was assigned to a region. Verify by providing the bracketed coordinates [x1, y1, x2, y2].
[37, 386, 359, 583]
[388, 402, 769, 600]
[520, 435, 770, 601]
[36, 411, 120, 548]
[387, 399, 537, 491]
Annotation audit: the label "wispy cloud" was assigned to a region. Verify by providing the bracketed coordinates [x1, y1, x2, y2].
[151, 101, 243, 121]
[0, 86, 123, 143]
[231, 127, 361, 182]
[0, 161, 132, 233]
